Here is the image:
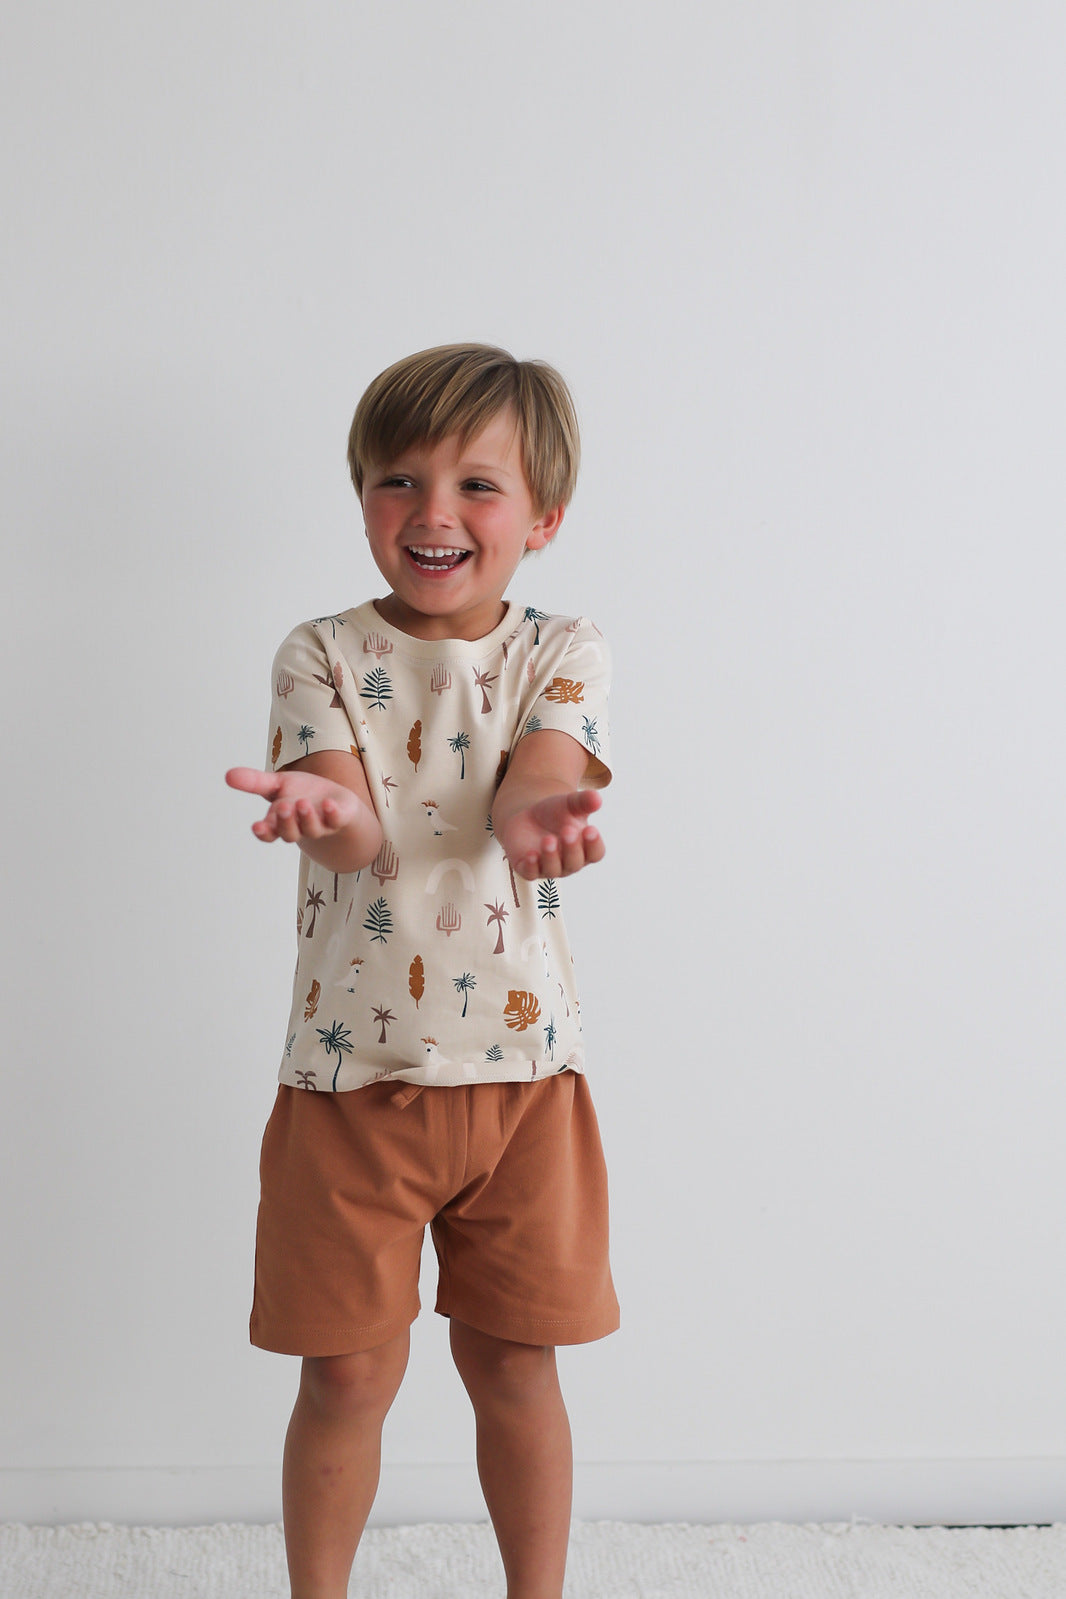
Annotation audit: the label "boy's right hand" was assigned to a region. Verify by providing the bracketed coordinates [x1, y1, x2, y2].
[225, 766, 366, 844]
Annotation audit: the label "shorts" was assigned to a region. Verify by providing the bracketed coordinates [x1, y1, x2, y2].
[250, 1072, 619, 1356]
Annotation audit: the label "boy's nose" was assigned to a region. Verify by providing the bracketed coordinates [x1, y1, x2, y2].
[412, 486, 456, 530]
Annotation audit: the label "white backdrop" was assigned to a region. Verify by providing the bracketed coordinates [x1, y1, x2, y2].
[3, 0, 1065, 1527]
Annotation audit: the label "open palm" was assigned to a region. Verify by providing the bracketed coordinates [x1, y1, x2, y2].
[225, 766, 364, 844]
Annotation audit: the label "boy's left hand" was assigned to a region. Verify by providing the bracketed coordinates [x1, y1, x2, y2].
[498, 789, 604, 881]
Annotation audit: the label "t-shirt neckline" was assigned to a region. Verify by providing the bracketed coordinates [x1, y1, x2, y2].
[346, 599, 522, 661]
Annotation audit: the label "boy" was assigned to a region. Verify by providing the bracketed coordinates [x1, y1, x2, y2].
[227, 344, 618, 1599]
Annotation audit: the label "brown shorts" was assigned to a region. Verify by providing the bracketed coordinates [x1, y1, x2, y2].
[250, 1072, 619, 1356]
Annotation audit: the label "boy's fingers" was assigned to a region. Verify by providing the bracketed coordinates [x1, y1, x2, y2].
[226, 767, 280, 798]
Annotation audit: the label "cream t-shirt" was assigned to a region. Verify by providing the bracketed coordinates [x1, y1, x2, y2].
[267, 600, 611, 1091]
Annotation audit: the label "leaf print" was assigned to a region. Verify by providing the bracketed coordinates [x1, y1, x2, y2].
[485, 899, 508, 954]
[333, 659, 344, 689]
[524, 714, 542, 734]
[537, 880, 560, 920]
[316, 1019, 353, 1090]
[409, 955, 425, 1008]
[473, 666, 497, 714]
[581, 716, 601, 755]
[372, 1005, 396, 1044]
[545, 677, 584, 704]
[304, 979, 321, 1021]
[360, 667, 392, 711]
[305, 885, 325, 936]
[271, 726, 283, 766]
[485, 1044, 504, 1062]
[505, 990, 541, 1032]
[452, 972, 477, 1017]
[448, 731, 471, 778]
[295, 1069, 318, 1090]
[407, 720, 422, 770]
[364, 897, 393, 943]
[297, 724, 316, 755]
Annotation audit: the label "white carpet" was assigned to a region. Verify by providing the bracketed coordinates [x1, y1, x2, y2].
[2, 1519, 1065, 1598]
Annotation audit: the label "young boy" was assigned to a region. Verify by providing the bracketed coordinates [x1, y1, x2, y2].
[227, 344, 618, 1599]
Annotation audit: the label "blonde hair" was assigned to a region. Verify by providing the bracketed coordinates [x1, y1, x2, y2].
[347, 344, 580, 514]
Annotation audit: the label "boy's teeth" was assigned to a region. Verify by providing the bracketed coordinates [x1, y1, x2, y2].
[407, 545, 469, 568]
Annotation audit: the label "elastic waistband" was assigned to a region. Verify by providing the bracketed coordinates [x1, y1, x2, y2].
[390, 1083, 426, 1109]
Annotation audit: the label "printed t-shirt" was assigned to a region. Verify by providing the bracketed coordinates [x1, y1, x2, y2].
[266, 600, 611, 1091]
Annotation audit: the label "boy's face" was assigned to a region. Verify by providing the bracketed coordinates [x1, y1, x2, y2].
[361, 409, 563, 641]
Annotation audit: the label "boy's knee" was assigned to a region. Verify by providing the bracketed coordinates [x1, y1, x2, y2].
[450, 1320, 556, 1405]
[300, 1334, 409, 1418]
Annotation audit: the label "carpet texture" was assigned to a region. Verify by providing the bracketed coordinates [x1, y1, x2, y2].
[2, 1519, 1065, 1597]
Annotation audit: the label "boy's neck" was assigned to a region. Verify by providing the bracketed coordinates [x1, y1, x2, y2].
[373, 594, 510, 643]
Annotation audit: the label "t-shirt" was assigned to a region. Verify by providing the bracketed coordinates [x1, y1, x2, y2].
[266, 599, 611, 1091]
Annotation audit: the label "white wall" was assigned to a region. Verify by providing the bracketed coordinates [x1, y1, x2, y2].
[3, 0, 1065, 1527]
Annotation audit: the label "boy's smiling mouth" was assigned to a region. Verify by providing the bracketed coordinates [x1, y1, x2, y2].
[404, 545, 473, 572]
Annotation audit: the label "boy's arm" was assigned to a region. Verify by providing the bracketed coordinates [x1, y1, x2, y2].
[226, 749, 384, 874]
[491, 729, 605, 882]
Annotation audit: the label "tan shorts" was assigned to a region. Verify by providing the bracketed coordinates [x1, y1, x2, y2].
[250, 1072, 619, 1356]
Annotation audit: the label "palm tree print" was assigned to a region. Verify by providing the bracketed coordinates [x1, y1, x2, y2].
[448, 731, 471, 778]
[361, 667, 392, 711]
[581, 716, 601, 755]
[316, 1019, 353, 1091]
[312, 669, 343, 708]
[452, 972, 477, 1017]
[473, 666, 497, 714]
[304, 886, 325, 937]
[485, 899, 508, 954]
[311, 614, 347, 640]
[524, 607, 548, 646]
[297, 724, 316, 755]
[537, 880, 560, 920]
[372, 1005, 396, 1044]
[544, 1017, 557, 1059]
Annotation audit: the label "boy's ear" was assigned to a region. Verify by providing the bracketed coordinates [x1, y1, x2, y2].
[526, 504, 565, 553]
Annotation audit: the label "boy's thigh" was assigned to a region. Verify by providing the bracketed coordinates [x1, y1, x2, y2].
[250, 1083, 439, 1357]
[431, 1073, 620, 1347]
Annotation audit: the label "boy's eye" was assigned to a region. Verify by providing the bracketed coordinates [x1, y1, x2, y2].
[463, 480, 496, 493]
[381, 474, 413, 488]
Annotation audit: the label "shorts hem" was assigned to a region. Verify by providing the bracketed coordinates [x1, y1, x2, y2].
[434, 1296, 620, 1347]
[250, 1302, 419, 1357]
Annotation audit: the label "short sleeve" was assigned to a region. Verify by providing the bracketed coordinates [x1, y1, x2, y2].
[265, 621, 362, 770]
[521, 618, 612, 787]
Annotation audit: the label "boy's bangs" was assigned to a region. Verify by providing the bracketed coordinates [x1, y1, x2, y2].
[349, 344, 579, 511]
[363, 363, 519, 473]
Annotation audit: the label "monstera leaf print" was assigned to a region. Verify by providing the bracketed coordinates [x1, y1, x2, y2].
[504, 990, 541, 1032]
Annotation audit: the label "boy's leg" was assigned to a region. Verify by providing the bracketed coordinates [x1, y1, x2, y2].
[282, 1330, 410, 1599]
[449, 1318, 572, 1599]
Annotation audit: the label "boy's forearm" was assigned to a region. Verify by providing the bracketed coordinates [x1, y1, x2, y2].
[298, 807, 383, 875]
[491, 773, 573, 835]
